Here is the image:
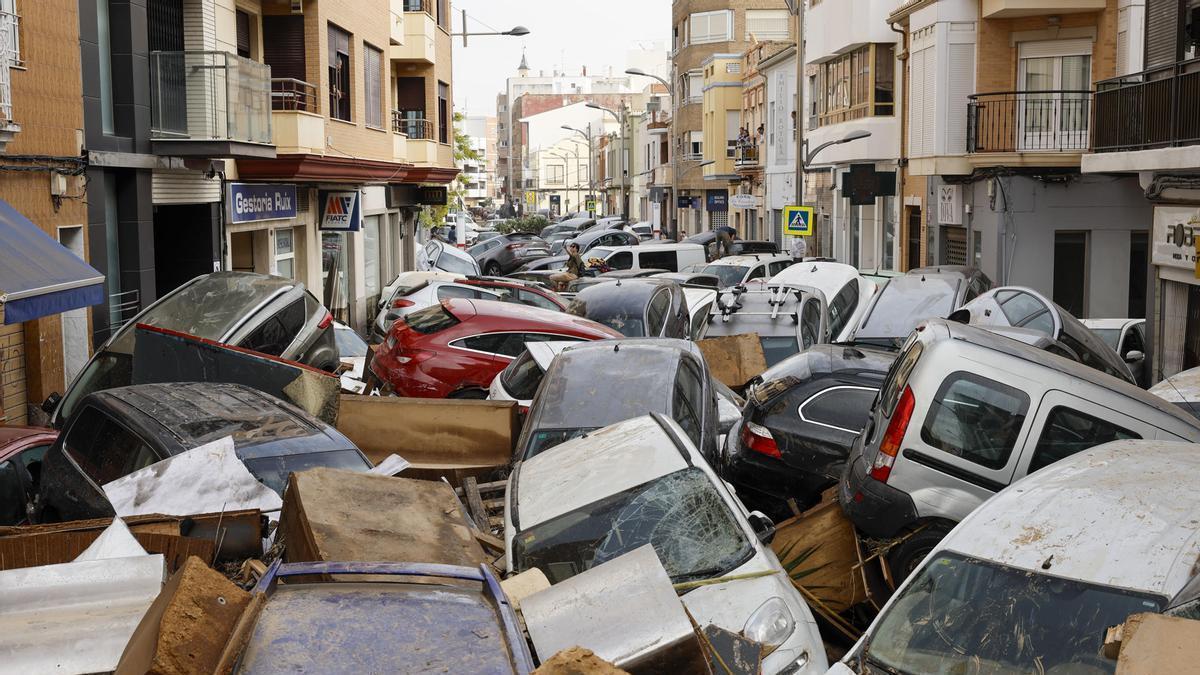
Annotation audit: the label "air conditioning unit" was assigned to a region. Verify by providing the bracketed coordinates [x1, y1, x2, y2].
[291, 0, 303, 13]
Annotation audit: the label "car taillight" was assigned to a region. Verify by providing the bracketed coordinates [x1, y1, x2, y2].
[506, 243, 522, 250]
[318, 311, 334, 330]
[392, 298, 415, 309]
[869, 386, 915, 483]
[741, 421, 781, 460]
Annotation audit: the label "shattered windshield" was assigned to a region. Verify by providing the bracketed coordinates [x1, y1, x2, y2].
[862, 552, 1163, 675]
[513, 468, 753, 586]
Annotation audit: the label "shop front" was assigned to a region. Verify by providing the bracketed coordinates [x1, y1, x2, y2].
[1151, 205, 1200, 380]
[225, 182, 309, 284]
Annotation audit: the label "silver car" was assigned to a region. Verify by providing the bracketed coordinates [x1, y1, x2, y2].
[369, 272, 501, 344]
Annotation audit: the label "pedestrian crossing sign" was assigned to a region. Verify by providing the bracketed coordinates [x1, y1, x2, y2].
[783, 205, 814, 236]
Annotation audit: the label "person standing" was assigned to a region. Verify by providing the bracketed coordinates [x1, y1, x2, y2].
[715, 224, 737, 259]
[790, 237, 808, 261]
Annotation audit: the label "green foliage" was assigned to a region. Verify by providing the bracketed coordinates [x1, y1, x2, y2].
[497, 215, 549, 235]
[419, 112, 478, 231]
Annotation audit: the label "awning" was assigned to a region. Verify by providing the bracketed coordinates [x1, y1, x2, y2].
[0, 199, 105, 324]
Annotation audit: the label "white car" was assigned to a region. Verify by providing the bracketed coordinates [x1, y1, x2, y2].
[832, 439, 1200, 675]
[1081, 317, 1147, 384]
[1150, 366, 1200, 419]
[770, 261, 878, 343]
[487, 341, 577, 409]
[417, 239, 481, 276]
[699, 254, 795, 290]
[370, 271, 501, 344]
[505, 414, 828, 675]
[682, 286, 717, 339]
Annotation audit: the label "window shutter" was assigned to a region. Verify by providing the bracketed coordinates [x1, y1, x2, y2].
[946, 43, 974, 155]
[908, 48, 926, 156]
[263, 16, 306, 82]
[746, 10, 789, 41]
[1145, 0, 1181, 68]
[922, 47, 937, 157]
[236, 10, 251, 57]
[365, 46, 382, 128]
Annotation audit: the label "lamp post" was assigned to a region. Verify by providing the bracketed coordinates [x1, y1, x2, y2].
[453, 12, 528, 47]
[804, 129, 871, 166]
[587, 102, 629, 222]
[626, 67, 680, 237]
[783, 0, 805, 226]
[550, 150, 579, 214]
[562, 124, 595, 216]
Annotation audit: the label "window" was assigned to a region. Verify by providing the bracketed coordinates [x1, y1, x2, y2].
[689, 130, 703, 155]
[921, 372, 1030, 470]
[801, 298, 821, 350]
[647, 290, 671, 336]
[800, 386, 879, 433]
[726, 110, 739, 158]
[456, 333, 510, 355]
[639, 250, 679, 271]
[996, 290, 1053, 333]
[1029, 407, 1139, 474]
[673, 359, 704, 446]
[97, 0, 115, 133]
[436, 0, 448, 31]
[690, 10, 732, 45]
[607, 251, 633, 270]
[328, 24, 351, 121]
[547, 164, 565, 185]
[828, 280, 860, 339]
[242, 298, 306, 357]
[364, 44, 383, 128]
[405, 304, 460, 335]
[746, 9, 789, 40]
[817, 44, 895, 127]
[274, 228, 295, 279]
[438, 285, 483, 301]
[438, 81, 449, 144]
[517, 289, 560, 311]
[64, 407, 158, 486]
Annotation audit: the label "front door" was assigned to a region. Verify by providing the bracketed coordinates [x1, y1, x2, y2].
[1018, 42, 1092, 151]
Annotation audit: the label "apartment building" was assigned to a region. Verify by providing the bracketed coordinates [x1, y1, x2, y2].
[520, 101, 614, 215]
[642, 92, 673, 235]
[460, 114, 496, 208]
[670, 0, 793, 238]
[1083, 0, 1200, 381]
[889, 0, 1149, 322]
[732, 40, 789, 241]
[0, 0, 101, 424]
[79, 0, 459, 336]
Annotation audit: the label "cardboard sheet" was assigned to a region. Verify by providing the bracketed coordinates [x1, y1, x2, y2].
[697, 334, 769, 389]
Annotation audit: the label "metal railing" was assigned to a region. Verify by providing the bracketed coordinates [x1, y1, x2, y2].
[1093, 58, 1200, 152]
[967, 90, 1093, 153]
[680, 151, 704, 162]
[0, 10, 17, 122]
[150, 51, 272, 145]
[683, 95, 703, 106]
[735, 143, 761, 166]
[392, 110, 433, 139]
[271, 78, 317, 113]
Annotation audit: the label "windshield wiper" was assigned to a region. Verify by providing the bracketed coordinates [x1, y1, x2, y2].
[861, 653, 909, 675]
[671, 565, 728, 585]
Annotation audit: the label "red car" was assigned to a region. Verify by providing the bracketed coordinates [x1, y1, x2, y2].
[0, 425, 58, 525]
[372, 298, 622, 399]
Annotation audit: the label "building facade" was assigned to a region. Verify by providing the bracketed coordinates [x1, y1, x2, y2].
[460, 114, 496, 208]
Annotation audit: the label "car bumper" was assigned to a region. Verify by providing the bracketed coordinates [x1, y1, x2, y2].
[838, 451, 919, 539]
[723, 432, 835, 508]
[370, 357, 452, 399]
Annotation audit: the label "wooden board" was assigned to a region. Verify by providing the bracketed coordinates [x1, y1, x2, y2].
[0, 528, 214, 574]
[335, 394, 519, 469]
[697, 334, 769, 390]
[770, 491, 867, 613]
[1113, 613, 1200, 674]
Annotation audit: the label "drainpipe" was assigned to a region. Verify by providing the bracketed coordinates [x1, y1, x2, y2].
[890, 19, 909, 269]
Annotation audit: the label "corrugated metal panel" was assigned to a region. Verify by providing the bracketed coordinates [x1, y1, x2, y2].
[1146, 0, 1181, 68]
[946, 43, 974, 155]
[941, 224, 967, 266]
[263, 16, 306, 82]
[1017, 38, 1093, 59]
[152, 172, 220, 205]
[909, 47, 928, 157]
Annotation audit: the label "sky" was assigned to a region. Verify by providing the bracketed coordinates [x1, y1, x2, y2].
[450, 0, 671, 117]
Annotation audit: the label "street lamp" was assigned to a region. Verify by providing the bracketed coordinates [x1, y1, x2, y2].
[562, 124, 596, 214]
[587, 102, 629, 222]
[627, 68, 683, 237]
[453, 12, 529, 46]
[805, 130, 872, 167]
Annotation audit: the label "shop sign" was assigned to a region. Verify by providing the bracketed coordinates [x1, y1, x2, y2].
[706, 190, 728, 212]
[319, 190, 362, 232]
[227, 183, 297, 224]
[730, 193, 756, 209]
[1152, 206, 1200, 274]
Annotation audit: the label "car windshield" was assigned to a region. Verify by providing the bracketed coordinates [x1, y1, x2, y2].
[241, 449, 371, 494]
[588, 247, 614, 260]
[513, 467, 753, 585]
[525, 427, 598, 458]
[702, 264, 750, 288]
[855, 277, 960, 344]
[1090, 328, 1121, 350]
[862, 552, 1164, 675]
[501, 351, 546, 401]
[434, 248, 479, 275]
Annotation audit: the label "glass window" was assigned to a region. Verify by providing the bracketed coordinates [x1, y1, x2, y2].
[759, 336, 799, 367]
[647, 290, 671, 336]
[274, 228, 295, 280]
[1029, 407, 1139, 473]
[828, 280, 860, 339]
[879, 337, 923, 414]
[801, 298, 822, 350]
[1121, 323, 1145, 356]
[437, 81, 449, 144]
[800, 387, 879, 433]
[921, 372, 1030, 470]
[702, 264, 751, 288]
[437, 285, 481, 301]
[333, 325, 368, 358]
[0, 459, 26, 525]
[500, 351, 546, 400]
[514, 468, 752, 585]
[517, 289, 560, 311]
[404, 304, 460, 335]
[747, 266, 766, 281]
[1092, 328, 1121, 350]
[327, 23, 351, 121]
[363, 45, 383, 128]
[63, 407, 159, 485]
[863, 552, 1164, 675]
[242, 449, 370, 495]
[97, 0, 115, 134]
[241, 299, 306, 357]
[606, 251, 633, 270]
[998, 290, 1051, 328]
[456, 333, 509, 354]
[639, 251, 679, 271]
[322, 232, 350, 322]
[673, 359, 704, 446]
[363, 216, 380, 302]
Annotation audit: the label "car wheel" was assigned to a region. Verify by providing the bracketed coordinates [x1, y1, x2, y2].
[886, 523, 951, 581]
[485, 262, 502, 277]
[448, 387, 488, 400]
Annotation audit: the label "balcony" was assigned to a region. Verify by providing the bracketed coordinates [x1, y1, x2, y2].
[391, 0, 436, 64]
[734, 143, 762, 171]
[1093, 59, 1200, 154]
[966, 90, 1092, 165]
[270, 78, 323, 155]
[395, 111, 435, 164]
[981, 0, 1105, 18]
[149, 51, 275, 158]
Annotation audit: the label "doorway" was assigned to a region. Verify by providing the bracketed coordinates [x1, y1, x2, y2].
[58, 227, 89, 385]
[153, 204, 219, 296]
[905, 206, 922, 271]
[1053, 231, 1088, 318]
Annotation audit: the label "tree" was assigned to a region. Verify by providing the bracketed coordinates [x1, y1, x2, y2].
[419, 112, 481, 230]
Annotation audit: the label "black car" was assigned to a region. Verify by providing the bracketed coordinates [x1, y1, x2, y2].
[566, 279, 690, 339]
[539, 218, 594, 239]
[721, 345, 896, 519]
[848, 266, 993, 350]
[684, 232, 780, 260]
[37, 382, 372, 522]
[469, 233, 552, 276]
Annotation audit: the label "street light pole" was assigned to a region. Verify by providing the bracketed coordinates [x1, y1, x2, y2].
[453, 11, 529, 47]
[626, 68, 677, 237]
[785, 0, 806, 245]
[587, 102, 629, 222]
[564, 124, 596, 216]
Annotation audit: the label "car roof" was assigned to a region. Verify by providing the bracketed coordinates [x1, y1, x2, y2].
[929, 319, 1200, 428]
[598, 243, 704, 253]
[908, 264, 984, 279]
[1080, 318, 1140, 330]
[771, 261, 864, 292]
[139, 272, 301, 341]
[443, 298, 620, 337]
[939, 440, 1200, 598]
[704, 255, 790, 266]
[572, 278, 676, 303]
[1149, 366, 1200, 404]
[516, 415, 690, 528]
[0, 425, 55, 447]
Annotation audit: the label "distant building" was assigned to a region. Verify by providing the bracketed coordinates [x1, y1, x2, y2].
[460, 115, 497, 208]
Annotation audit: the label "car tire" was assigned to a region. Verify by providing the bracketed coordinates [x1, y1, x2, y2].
[485, 262, 502, 277]
[886, 522, 952, 582]
[448, 387, 488, 400]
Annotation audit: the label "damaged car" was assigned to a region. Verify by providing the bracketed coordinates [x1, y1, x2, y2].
[566, 279, 690, 339]
[505, 414, 828, 675]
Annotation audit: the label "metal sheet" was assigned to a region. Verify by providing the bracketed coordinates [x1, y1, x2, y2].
[521, 545, 693, 667]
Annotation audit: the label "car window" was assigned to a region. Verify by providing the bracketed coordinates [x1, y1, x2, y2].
[1121, 324, 1145, 356]
[690, 301, 713, 339]
[606, 251, 633, 270]
[405, 304, 461, 335]
[63, 406, 159, 485]
[880, 337, 924, 414]
[0, 460, 28, 524]
[769, 261, 790, 276]
[800, 298, 822, 350]
[747, 265, 766, 281]
[640, 250, 679, 271]
[240, 298, 306, 357]
[800, 387, 879, 433]
[455, 333, 509, 355]
[1029, 407, 1139, 473]
[672, 359, 704, 446]
[647, 289, 671, 337]
[921, 372, 1030, 471]
[437, 285, 482, 301]
[517, 289, 560, 311]
[998, 290, 1050, 329]
[828, 280, 860, 339]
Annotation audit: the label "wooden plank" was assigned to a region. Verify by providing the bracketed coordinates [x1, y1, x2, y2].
[462, 476, 490, 531]
[770, 489, 867, 613]
[472, 529, 505, 554]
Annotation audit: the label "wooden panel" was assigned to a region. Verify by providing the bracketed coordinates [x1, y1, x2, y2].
[696, 333, 768, 389]
[0, 529, 214, 574]
[770, 493, 867, 613]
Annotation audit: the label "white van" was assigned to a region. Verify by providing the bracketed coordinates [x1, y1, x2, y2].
[586, 243, 706, 273]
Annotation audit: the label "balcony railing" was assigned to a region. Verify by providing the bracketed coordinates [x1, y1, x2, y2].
[150, 51, 272, 145]
[680, 152, 704, 162]
[393, 110, 433, 140]
[271, 78, 317, 113]
[735, 142, 761, 168]
[0, 10, 18, 122]
[402, 0, 431, 12]
[1093, 58, 1200, 152]
[967, 90, 1093, 153]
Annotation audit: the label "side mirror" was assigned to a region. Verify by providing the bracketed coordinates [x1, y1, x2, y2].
[41, 392, 61, 415]
[1124, 350, 1144, 364]
[748, 511, 776, 545]
[384, 311, 403, 322]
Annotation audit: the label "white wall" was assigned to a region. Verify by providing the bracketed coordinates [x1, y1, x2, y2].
[908, 1, 979, 158]
[806, 0, 902, 62]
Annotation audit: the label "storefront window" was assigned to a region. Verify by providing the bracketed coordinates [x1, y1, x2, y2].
[274, 227, 295, 279]
[321, 232, 350, 324]
[883, 196, 896, 271]
[363, 215, 381, 307]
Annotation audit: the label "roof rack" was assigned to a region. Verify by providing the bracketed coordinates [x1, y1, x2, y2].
[708, 284, 803, 325]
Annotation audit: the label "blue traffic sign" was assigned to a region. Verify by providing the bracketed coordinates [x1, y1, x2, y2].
[783, 205, 814, 236]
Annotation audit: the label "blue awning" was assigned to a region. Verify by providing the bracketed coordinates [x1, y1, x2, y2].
[0, 199, 105, 324]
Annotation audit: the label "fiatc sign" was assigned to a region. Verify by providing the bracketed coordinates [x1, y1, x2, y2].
[319, 190, 362, 232]
[1152, 206, 1200, 277]
[227, 183, 297, 224]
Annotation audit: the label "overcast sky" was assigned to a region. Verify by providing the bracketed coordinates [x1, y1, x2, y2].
[450, 0, 671, 117]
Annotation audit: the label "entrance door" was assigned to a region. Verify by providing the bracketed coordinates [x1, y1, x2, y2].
[1053, 231, 1088, 318]
[1018, 42, 1091, 151]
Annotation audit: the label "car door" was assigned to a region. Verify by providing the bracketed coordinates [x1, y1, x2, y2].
[239, 297, 308, 358]
[1014, 391, 1146, 480]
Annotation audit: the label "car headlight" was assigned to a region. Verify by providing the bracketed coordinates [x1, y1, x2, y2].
[743, 596, 794, 648]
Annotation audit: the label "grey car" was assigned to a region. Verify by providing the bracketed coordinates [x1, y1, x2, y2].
[566, 279, 690, 338]
[48, 272, 340, 428]
[848, 266, 993, 349]
[514, 338, 721, 462]
[469, 233, 552, 276]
